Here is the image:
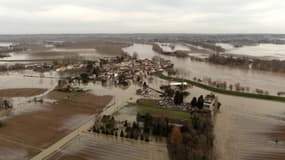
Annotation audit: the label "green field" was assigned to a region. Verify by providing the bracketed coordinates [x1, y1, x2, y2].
[155, 72, 285, 103]
[127, 99, 191, 120]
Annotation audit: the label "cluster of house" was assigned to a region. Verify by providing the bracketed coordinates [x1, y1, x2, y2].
[88, 54, 174, 84]
[54, 53, 174, 90]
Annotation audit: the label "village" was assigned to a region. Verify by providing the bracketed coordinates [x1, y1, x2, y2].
[2, 50, 220, 160]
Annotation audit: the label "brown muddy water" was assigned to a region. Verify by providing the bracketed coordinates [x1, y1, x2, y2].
[0, 47, 104, 65]
[0, 70, 58, 117]
[1, 43, 285, 160]
[123, 43, 285, 95]
[123, 43, 285, 160]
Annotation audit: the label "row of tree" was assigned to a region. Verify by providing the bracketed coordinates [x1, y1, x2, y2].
[208, 54, 285, 73]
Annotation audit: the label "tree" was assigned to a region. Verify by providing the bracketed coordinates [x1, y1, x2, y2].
[118, 74, 126, 85]
[124, 120, 128, 127]
[86, 63, 93, 74]
[165, 87, 175, 97]
[170, 127, 183, 144]
[174, 91, 183, 105]
[197, 95, 204, 109]
[133, 52, 138, 59]
[152, 55, 160, 62]
[120, 130, 124, 137]
[143, 113, 153, 133]
[80, 73, 89, 83]
[143, 82, 148, 89]
[190, 97, 197, 108]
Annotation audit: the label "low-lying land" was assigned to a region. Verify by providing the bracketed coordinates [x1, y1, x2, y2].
[0, 90, 112, 160]
[58, 40, 132, 56]
[94, 97, 214, 160]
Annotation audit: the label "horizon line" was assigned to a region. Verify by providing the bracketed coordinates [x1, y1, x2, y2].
[0, 33, 285, 36]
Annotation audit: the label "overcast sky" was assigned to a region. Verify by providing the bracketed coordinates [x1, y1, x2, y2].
[0, 0, 284, 34]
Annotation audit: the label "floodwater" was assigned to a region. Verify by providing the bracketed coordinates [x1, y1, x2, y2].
[123, 43, 285, 160]
[0, 70, 57, 89]
[123, 43, 285, 95]
[214, 91, 285, 160]
[1, 43, 285, 160]
[0, 42, 13, 47]
[0, 47, 103, 63]
[0, 70, 58, 117]
[216, 43, 285, 60]
[48, 133, 169, 160]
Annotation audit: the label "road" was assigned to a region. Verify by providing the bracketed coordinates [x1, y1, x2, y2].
[30, 115, 96, 160]
[30, 98, 119, 160]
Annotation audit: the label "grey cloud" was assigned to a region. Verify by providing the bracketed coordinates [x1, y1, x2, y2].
[0, 0, 284, 34]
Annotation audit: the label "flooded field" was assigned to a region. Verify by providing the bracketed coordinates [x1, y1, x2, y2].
[123, 43, 285, 95]
[0, 70, 113, 160]
[0, 70, 57, 89]
[216, 43, 285, 60]
[0, 41, 285, 160]
[47, 133, 169, 160]
[1, 48, 103, 62]
[123, 43, 285, 160]
[184, 86, 285, 160]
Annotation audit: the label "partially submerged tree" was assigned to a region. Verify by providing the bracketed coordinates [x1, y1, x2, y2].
[174, 91, 183, 105]
[190, 97, 197, 108]
[80, 72, 89, 83]
[197, 95, 204, 109]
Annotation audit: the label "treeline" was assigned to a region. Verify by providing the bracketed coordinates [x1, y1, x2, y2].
[0, 46, 26, 54]
[208, 54, 285, 73]
[184, 41, 225, 53]
[152, 43, 189, 58]
[0, 53, 9, 58]
[0, 64, 27, 72]
[168, 112, 214, 160]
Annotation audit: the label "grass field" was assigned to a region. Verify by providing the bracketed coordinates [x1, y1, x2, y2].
[127, 99, 191, 120]
[155, 72, 285, 103]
